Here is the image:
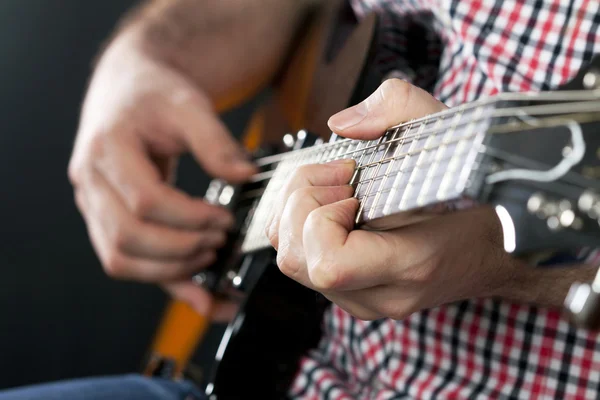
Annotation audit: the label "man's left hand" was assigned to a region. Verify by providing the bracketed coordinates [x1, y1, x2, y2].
[265, 79, 523, 320]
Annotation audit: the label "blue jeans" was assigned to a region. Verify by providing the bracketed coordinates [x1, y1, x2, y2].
[0, 374, 205, 400]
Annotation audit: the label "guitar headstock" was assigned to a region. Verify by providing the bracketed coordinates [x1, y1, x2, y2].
[470, 57, 600, 259]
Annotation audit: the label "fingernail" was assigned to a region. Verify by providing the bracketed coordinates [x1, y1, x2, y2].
[328, 102, 368, 131]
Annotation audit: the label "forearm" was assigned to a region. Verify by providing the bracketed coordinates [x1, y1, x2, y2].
[106, 0, 319, 107]
[498, 261, 597, 309]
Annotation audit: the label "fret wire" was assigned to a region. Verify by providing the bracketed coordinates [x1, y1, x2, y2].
[352, 136, 385, 199]
[398, 119, 436, 210]
[354, 131, 477, 188]
[356, 128, 400, 219]
[249, 94, 594, 169]
[329, 141, 347, 161]
[349, 139, 373, 186]
[437, 107, 484, 199]
[382, 122, 418, 216]
[247, 129, 478, 186]
[390, 122, 426, 213]
[254, 96, 599, 173]
[316, 114, 482, 166]
[241, 93, 600, 252]
[416, 112, 460, 206]
[366, 126, 404, 220]
[334, 140, 348, 160]
[359, 154, 464, 202]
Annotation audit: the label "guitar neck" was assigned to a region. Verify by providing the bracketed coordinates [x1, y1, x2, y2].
[241, 101, 495, 253]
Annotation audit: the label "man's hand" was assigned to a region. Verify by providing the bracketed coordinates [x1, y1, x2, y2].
[68, 32, 256, 317]
[265, 79, 524, 320]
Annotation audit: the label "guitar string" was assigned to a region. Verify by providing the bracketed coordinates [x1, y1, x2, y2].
[249, 99, 600, 179]
[241, 94, 600, 249]
[240, 117, 597, 205]
[241, 99, 600, 217]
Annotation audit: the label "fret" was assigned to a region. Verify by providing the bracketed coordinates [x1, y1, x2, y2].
[436, 107, 485, 200]
[356, 129, 401, 222]
[344, 140, 364, 162]
[241, 100, 499, 253]
[381, 122, 419, 216]
[318, 142, 337, 163]
[350, 137, 380, 187]
[353, 136, 385, 203]
[398, 120, 432, 210]
[414, 112, 461, 207]
[417, 116, 450, 206]
[364, 152, 464, 214]
[365, 127, 404, 221]
[334, 140, 350, 160]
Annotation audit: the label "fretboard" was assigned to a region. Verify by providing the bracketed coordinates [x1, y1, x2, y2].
[241, 102, 493, 253]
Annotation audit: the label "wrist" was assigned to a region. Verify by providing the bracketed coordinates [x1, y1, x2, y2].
[494, 259, 597, 309]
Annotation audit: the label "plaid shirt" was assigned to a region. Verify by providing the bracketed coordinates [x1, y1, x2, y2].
[289, 0, 600, 399]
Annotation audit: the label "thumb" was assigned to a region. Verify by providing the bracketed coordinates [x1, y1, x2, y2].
[327, 78, 447, 140]
[168, 90, 258, 183]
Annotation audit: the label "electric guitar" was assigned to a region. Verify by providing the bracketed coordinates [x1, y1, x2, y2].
[145, 1, 600, 398]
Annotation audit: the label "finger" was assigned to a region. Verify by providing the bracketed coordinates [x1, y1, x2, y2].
[89, 211, 217, 282]
[276, 185, 354, 286]
[167, 92, 258, 183]
[265, 159, 356, 247]
[162, 281, 239, 322]
[86, 168, 228, 261]
[303, 198, 399, 291]
[95, 132, 234, 230]
[327, 78, 448, 139]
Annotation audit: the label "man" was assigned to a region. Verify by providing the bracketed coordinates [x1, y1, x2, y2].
[3, 0, 600, 398]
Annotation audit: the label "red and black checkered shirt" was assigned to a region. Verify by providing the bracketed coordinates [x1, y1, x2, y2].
[289, 0, 600, 398]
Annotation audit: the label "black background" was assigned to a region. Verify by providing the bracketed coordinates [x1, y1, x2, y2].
[0, 0, 249, 389]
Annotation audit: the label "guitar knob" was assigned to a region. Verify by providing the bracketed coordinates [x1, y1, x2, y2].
[578, 190, 600, 218]
[565, 269, 600, 330]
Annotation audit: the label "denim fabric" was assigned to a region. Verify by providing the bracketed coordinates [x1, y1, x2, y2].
[0, 374, 205, 400]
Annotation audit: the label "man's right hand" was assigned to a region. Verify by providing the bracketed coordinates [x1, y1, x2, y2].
[67, 32, 256, 317]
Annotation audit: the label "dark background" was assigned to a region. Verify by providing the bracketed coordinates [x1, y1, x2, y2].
[0, 0, 248, 389]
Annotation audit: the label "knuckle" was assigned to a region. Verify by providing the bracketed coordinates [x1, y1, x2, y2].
[295, 164, 312, 179]
[276, 249, 300, 279]
[67, 161, 81, 186]
[380, 78, 411, 98]
[304, 208, 324, 233]
[288, 187, 311, 207]
[103, 251, 126, 278]
[308, 257, 339, 291]
[111, 224, 133, 253]
[266, 222, 278, 248]
[379, 78, 411, 111]
[129, 190, 155, 218]
[88, 132, 108, 159]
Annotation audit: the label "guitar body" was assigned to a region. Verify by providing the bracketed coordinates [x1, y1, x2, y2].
[204, 253, 325, 399]
[146, 0, 600, 397]
[202, 4, 381, 398]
